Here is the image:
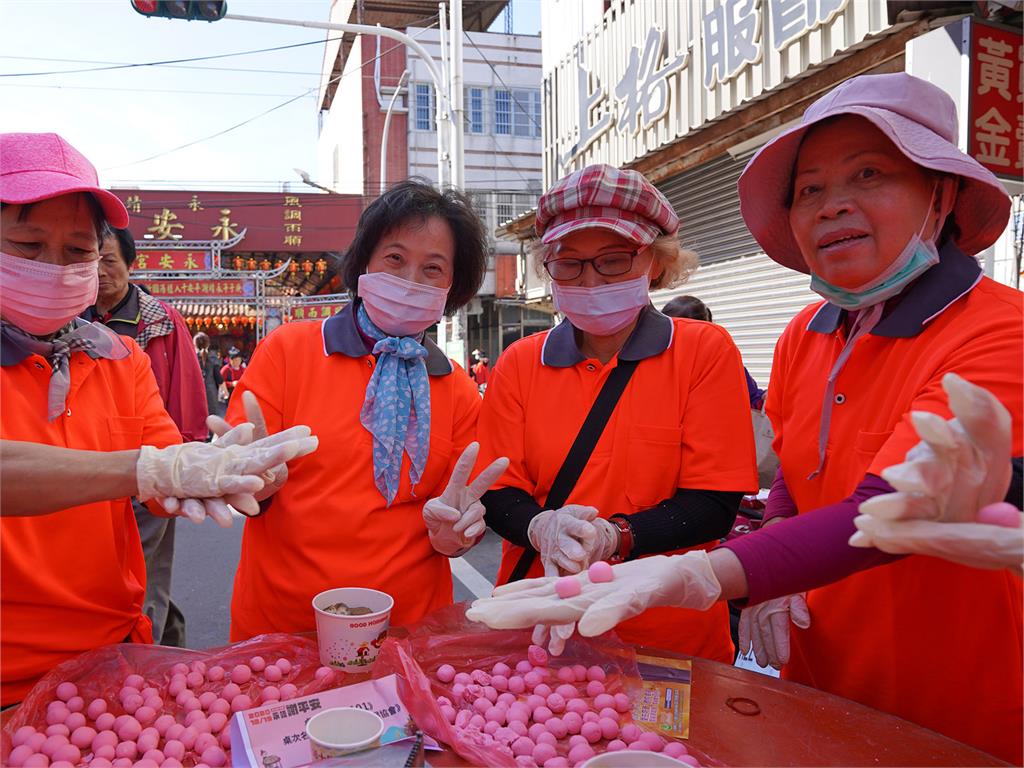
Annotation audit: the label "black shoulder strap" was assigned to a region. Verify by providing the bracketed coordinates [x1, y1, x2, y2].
[509, 358, 639, 582]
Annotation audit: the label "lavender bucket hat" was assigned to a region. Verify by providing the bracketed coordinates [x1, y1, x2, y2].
[738, 72, 1011, 273]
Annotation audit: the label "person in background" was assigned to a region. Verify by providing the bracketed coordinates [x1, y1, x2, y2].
[476, 164, 756, 660]
[471, 353, 490, 392]
[467, 74, 1023, 763]
[0, 132, 318, 702]
[193, 331, 225, 420]
[84, 226, 207, 646]
[220, 346, 245, 403]
[661, 295, 764, 409]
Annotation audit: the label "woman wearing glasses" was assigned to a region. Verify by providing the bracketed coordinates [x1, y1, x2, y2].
[476, 164, 757, 660]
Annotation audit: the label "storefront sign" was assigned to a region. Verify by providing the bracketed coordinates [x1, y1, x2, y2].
[112, 190, 362, 253]
[968, 19, 1023, 180]
[134, 250, 210, 271]
[145, 279, 255, 298]
[290, 304, 347, 320]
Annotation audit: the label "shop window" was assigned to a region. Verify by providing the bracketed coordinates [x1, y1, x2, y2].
[465, 87, 486, 134]
[414, 83, 434, 131]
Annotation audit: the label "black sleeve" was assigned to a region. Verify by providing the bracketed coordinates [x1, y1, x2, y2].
[482, 487, 544, 549]
[626, 488, 743, 559]
[1007, 457, 1023, 510]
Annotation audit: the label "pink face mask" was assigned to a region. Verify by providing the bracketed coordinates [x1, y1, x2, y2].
[551, 274, 651, 336]
[357, 271, 449, 337]
[0, 251, 99, 336]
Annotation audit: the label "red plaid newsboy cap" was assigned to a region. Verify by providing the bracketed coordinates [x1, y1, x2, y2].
[536, 164, 679, 246]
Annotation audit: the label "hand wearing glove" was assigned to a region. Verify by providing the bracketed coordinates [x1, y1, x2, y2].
[467, 552, 722, 638]
[136, 425, 318, 509]
[208, 391, 288, 503]
[422, 442, 510, 556]
[737, 592, 810, 669]
[527, 505, 600, 575]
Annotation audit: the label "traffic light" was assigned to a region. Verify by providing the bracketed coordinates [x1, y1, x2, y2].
[130, 1, 227, 21]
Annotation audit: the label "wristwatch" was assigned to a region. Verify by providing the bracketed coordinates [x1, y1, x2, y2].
[607, 515, 634, 563]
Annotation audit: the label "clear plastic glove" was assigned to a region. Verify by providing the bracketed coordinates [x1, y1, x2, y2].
[208, 391, 287, 503]
[136, 425, 318, 504]
[422, 442, 509, 556]
[527, 505, 599, 575]
[737, 592, 810, 669]
[466, 552, 722, 639]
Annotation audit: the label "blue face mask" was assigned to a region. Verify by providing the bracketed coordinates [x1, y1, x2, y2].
[809, 188, 942, 310]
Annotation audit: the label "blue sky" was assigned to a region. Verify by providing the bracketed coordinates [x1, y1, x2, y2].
[1, 0, 541, 191]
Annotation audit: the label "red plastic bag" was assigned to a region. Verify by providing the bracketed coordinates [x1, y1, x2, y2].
[373, 603, 643, 767]
[2, 633, 342, 764]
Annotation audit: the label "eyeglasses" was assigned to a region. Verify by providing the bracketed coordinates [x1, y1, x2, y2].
[543, 250, 640, 281]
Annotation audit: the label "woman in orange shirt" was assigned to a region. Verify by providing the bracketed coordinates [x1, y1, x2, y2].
[222, 180, 506, 640]
[469, 74, 1023, 763]
[475, 164, 757, 661]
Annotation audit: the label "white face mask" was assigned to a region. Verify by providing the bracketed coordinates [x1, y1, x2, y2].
[357, 271, 449, 337]
[0, 252, 99, 336]
[551, 274, 651, 336]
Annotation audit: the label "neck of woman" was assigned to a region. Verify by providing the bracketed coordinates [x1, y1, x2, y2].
[96, 284, 130, 316]
[577, 319, 639, 365]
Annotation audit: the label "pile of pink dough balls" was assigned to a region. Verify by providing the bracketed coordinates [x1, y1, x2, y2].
[6, 656, 338, 768]
[433, 645, 701, 768]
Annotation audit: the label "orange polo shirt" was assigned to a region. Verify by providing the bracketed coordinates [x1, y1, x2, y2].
[767, 248, 1024, 763]
[479, 307, 757, 662]
[1, 325, 181, 706]
[227, 304, 481, 640]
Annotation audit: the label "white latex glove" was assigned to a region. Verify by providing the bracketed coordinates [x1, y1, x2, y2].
[137, 425, 318, 505]
[208, 391, 286, 503]
[467, 552, 722, 638]
[422, 442, 509, 556]
[527, 505, 600, 575]
[737, 593, 810, 669]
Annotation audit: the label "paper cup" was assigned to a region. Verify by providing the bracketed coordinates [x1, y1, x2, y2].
[312, 587, 394, 670]
[580, 751, 683, 767]
[305, 706, 384, 760]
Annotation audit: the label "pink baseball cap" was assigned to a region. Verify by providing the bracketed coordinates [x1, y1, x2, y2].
[1, 132, 129, 228]
[536, 164, 679, 247]
[738, 73, 1011, 273]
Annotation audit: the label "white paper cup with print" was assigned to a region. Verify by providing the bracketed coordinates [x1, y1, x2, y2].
[580, 751, 683, 767]
[306, 706, 385, 760]
[312, 587, 394, 670]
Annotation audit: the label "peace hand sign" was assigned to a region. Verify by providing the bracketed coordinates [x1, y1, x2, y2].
[423, 442, 509, 556]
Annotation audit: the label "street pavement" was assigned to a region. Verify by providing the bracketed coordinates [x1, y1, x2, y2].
[171, 517, 503, 650]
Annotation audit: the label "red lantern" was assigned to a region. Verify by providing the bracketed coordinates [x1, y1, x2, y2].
[302, 260, 314, 274]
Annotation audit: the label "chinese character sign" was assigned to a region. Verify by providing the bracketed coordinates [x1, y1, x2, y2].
[767, 0, 848, 52]
[702, 0, 762, 89]
[291, 304, 346, 321]
[145, 280, 255, 298]
[134, 251, 210, 272]
[969, 20, 1023, 179]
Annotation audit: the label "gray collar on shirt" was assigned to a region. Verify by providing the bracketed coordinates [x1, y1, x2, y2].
[541, 304, 674, 368]
[321, 300, 454, 376]
[806, 242, 983, 339]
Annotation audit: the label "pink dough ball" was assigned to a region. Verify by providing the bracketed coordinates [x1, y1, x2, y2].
[200, 746, 227, 767]
[588, 560, 615, 583]
[230, 665, 252, 685]
[507, 720, 528, 737]
[472, 697, 491, 714]
[532, 683, 551, 698]
[978, 502, 1022, 528]
[45, 705, 68, 726]
[179, 726, 199, 749]
[165, 723, 186, 741]
[545, 693, 566, 713]
[629, 740, 653, 751]
[95, 713, 116, 732]
[92, 730, 118, 749]
[134, 705, 157, 725]
[526, 694, 546, 709]
[315, 666, 334, 682]
[183, 697, 202, 713]
[568, 743, 596, 764]
[620, 723, 642, 744]
[582, 711, 600, 724]
[556, 684, 578, 699]
[249, 656, 267, 672]
[7, 745, 35, 767]
[556, 666, 575, 683]
[163, 739, 186, 761]
[492, 662, 512, 677]
[143, 749, 166, 763]
[188, 660, 207, 677]
[274, 658, 292, 674]
[497, 692, 516, 707]
[593, 693, 615, 710]
[484, 720, 500, 736]
[23, 754, 51, 768]
[133, 760, 159, 768]
[470, 669, 492, 686]
[585, 680, 605, 697]
[544, 759, 569, 768]
[598, 716, 620, 740]
[220, 727, 233, 749]
[52, 761, 79, 768]
[436, 664, 456, 683]
[69, 726, 96, 749]
[231, 694, 253, 712]
[185, 709, 207, 727]
[543, 716, 568, 739]
[198, 691, 218, 709]
[507, 703, 531, 723]
[49, 743, 79, 763]
[515, 660, 533, 675]
[137, 727, 160, 752]
[469, 713, 486, 729]
[153, 714, 175, 737]
[606, 738, 628, 752]
[599, 707, 620, 721]
[555, 576, 581, 598]
[114, 740, 137, 759]
[614, 692, 632, 712]
[533, 742, 557, 764]
[25, 733, 47, 752]
[523, 671, 543, 690]
[262, 685, 281, 702]
[453, 672, 472, 686]
[586, 665, 607, 683]
[116, 717, 141, 742]
[220, 683, 241, 701]
[483, 685, 499, 703]
[86, 698, 108, 720]
[124, 673, 145, 690]
[208, 711, 229, 734]
[484, 706, 507, 726]
[663, 742, 689, 759]
[532, 705, 553, 724]
[195, 733, 219, 754]
[279, 683, 298, 700]
[679, 755, 702, 767]
[581, 720, 603, 743]
[527, 645, 548, 666]
[562, 711, 583, 735]
[571, 665, 586, 682]
[527, 723, 547, 742]
[510, 736, 535, 757]
[64, 696, 84, 713]
[167, 676, 186, 698]
[90, 760, 114, 768]
[171, 663, 189, 676]
[261, 664, 283, 683]
[63, 712, 86, 731]
[55, 682, 78, 702]
[122, 693, 144, 714]
[639, 731, 666, 751]
[186, 671, 204, 689]
[533, 731, 556, 747]
[208, 698, 231, 715]
[206, 665, 226, 682]
[507, 676, 526, 695]
[565, 697, 588, 714]
[13, 727, 38, 747]
[491, 674, 509, 691]
[45, 725, 69, 738]
[439, 704, 456, 724]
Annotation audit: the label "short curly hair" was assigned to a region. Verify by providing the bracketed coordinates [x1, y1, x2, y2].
[342, 179, 489, 315]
